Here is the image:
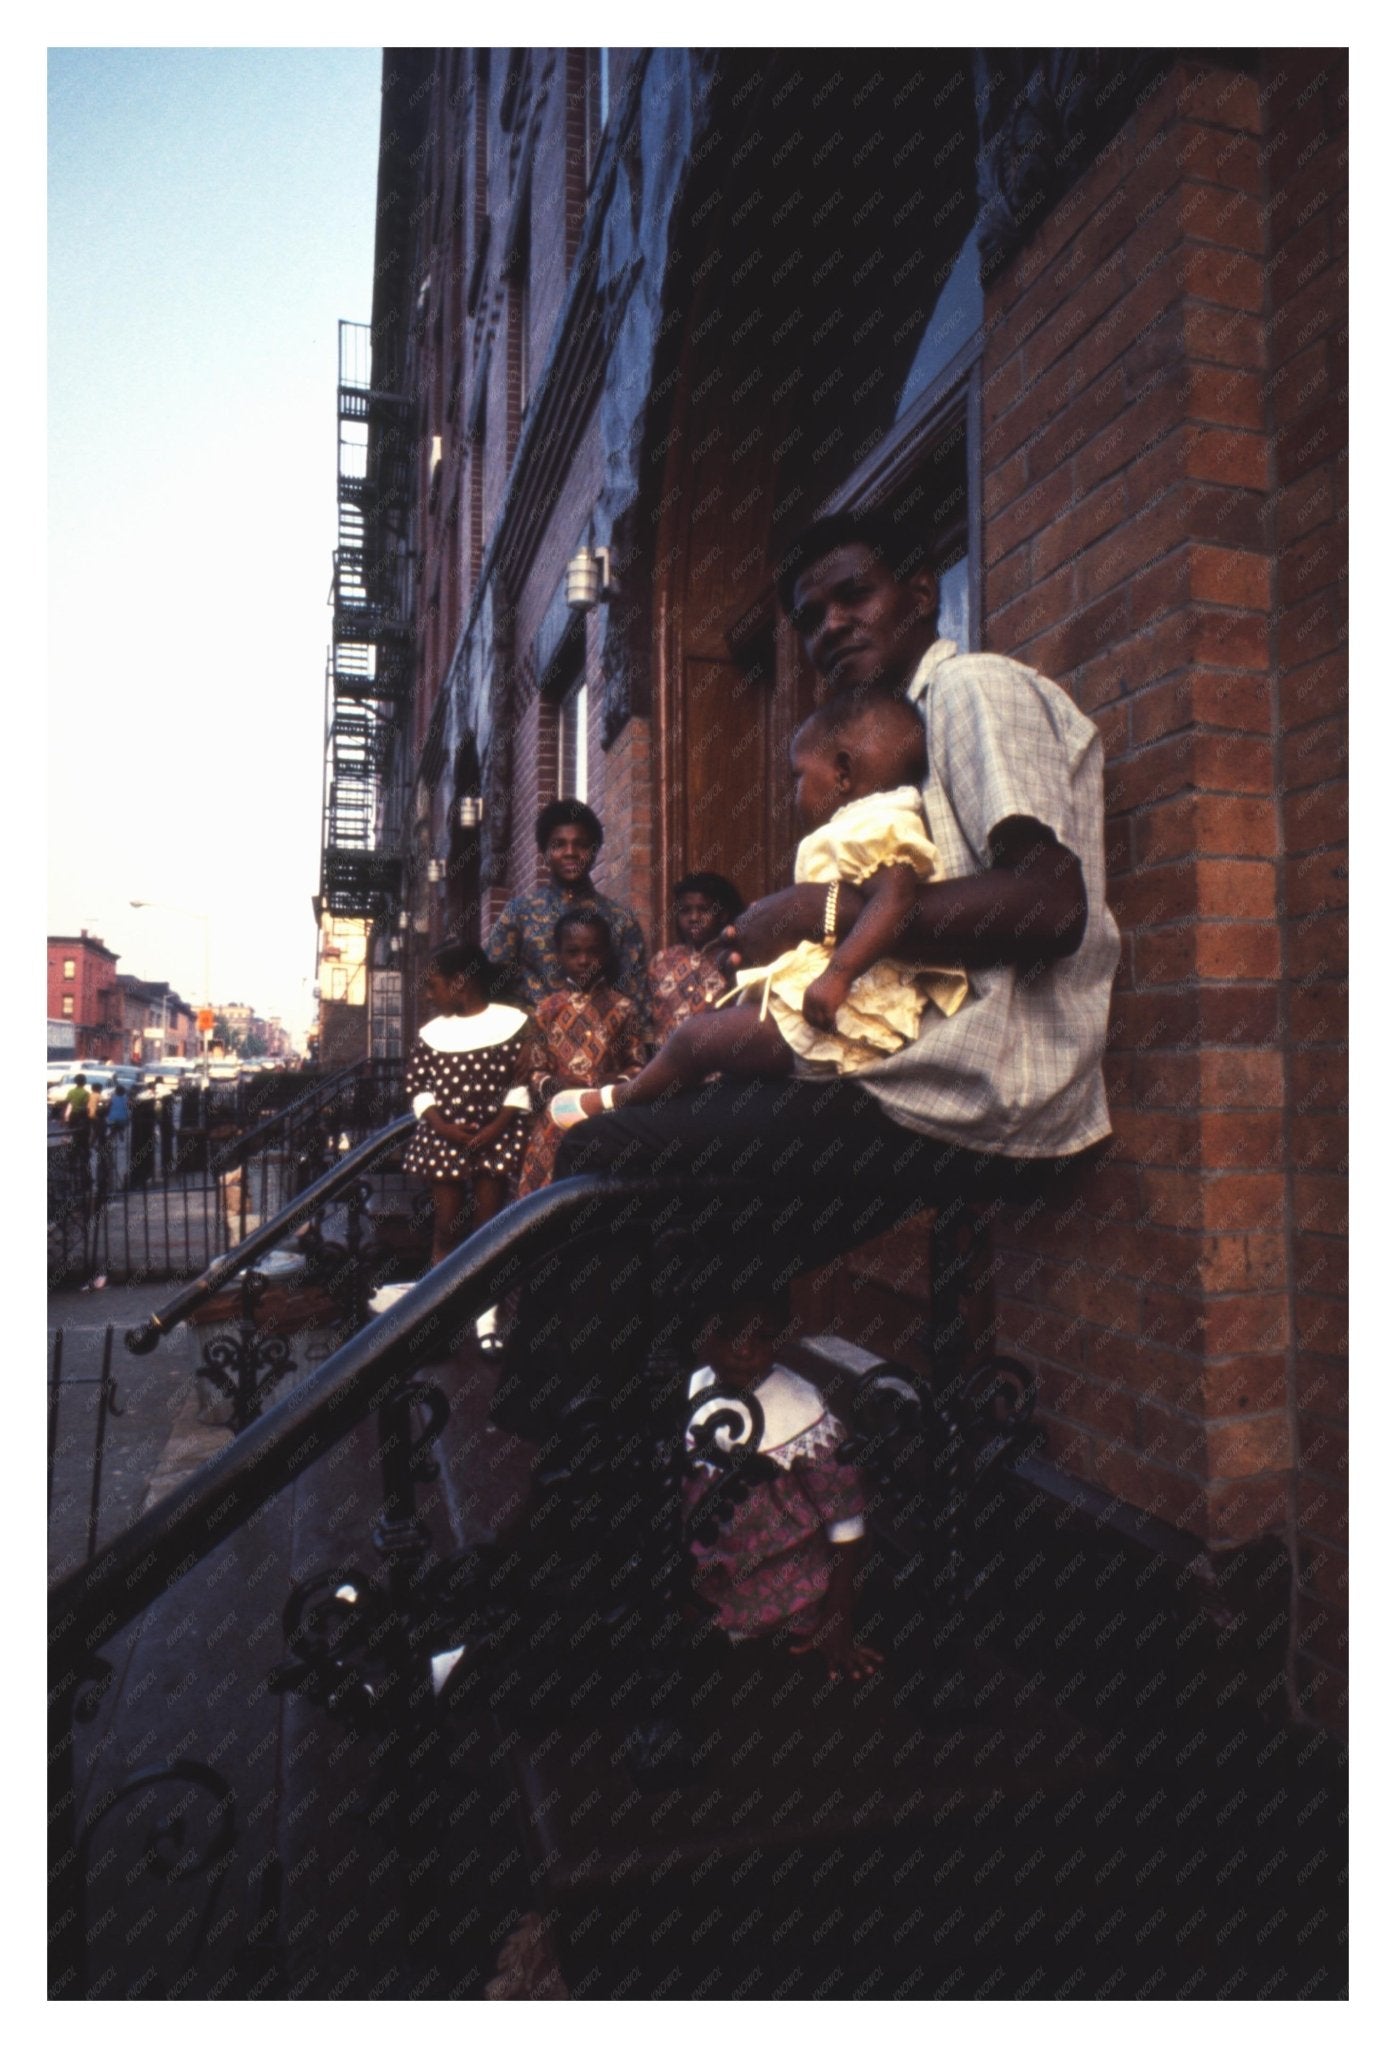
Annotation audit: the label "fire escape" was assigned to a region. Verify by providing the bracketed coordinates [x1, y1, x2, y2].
[319, 320, 412, 922]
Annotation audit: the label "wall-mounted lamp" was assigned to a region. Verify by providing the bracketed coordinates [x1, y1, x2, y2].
[458, 795, 482, 830]
[398, 910, 409, 930]
[426, 858, 446, 884]
[566, 544, 615, 611]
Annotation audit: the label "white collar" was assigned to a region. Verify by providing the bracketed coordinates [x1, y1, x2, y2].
[905, 638, 960, 708]
[419, 1005, 528, 1052]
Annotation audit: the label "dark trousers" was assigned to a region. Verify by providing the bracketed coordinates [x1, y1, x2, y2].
[496, 1079, 1067, 1436]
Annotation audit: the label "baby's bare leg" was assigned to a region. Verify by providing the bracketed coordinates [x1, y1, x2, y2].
[616, 1007, 793, 1107]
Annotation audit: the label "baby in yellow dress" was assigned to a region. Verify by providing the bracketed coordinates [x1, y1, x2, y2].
[551, 693, 967, 1121]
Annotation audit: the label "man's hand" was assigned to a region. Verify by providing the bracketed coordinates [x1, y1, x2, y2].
[722, 884, 830, 976]
[801, 966, 853, 1032]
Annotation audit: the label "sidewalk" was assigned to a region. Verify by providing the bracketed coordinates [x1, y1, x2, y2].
[47, 1280, 199, 1582]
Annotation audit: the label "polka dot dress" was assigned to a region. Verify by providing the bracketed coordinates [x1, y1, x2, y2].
[402, 1006, 531, 1184]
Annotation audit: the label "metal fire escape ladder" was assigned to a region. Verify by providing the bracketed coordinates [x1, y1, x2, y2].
[319, 320, 412, 920]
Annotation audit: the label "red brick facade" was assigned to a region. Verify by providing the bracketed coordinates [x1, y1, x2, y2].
[361, 49, 1347, 1726]
[977, 55, 1347, 1725]
[47, 933, 122, 1061]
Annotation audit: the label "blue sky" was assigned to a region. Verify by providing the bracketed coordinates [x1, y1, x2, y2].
[48, 47, 382, 1041]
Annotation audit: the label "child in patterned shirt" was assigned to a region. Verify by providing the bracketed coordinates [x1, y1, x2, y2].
[515, 908, 647, 1197]
[684, 1297, 883, 1683]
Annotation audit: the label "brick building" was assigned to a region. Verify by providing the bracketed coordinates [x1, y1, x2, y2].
[112, 975, 198, 1062]
[330, 48, 1347, 1726]
[47, 931, 122, 1062]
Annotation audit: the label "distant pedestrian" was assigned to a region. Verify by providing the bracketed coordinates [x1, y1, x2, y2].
[88, 1085, 111, 1200]
[106, 1083, 131, 1187]
[65, 1076, 92, 1180]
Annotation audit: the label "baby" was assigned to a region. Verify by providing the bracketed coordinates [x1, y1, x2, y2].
[552, 692, 967, 1120]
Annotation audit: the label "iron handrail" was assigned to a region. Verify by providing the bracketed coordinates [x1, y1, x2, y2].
[206, 1054, 382, 1176]
[51, 1173, 668, 1665]
[124, 1113, 418, 1353]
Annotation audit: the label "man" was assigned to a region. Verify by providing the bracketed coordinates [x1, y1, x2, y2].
[502, 509, 1119, 1426]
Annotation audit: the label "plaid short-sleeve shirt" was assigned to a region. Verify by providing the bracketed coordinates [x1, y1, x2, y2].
[852, 640, 1120, 1158]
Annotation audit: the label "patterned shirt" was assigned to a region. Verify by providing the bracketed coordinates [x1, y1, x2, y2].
[684, 1365, 866, 1640]
[484, 881, 649, 1019]
[851, 640, 1120, 1158]
[646, 943, 727, 1047]
[515, 984, 648, 1197]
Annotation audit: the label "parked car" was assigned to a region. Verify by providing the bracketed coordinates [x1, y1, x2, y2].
[141, 1060, 198, 1089]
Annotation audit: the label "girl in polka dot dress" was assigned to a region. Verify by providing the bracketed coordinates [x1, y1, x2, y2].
[403, 942, 531, 1265]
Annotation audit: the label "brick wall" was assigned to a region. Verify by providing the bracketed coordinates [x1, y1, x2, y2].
[978, 55, 1346, 1724]
[1261, 52, 1348, 1727]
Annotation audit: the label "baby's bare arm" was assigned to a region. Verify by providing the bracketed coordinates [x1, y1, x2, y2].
[802, 863, 920, 1030]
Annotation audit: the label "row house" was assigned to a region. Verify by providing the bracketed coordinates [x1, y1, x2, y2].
[47, 931, 122, 1063]
[321, 47, 1347, 1727]
[113, 975, 199, 1062]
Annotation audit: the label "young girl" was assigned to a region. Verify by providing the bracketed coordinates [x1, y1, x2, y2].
[551, 693, 968, 1121]
[645, 870, 744, 1048]
[684, 1297, 883, 1683]
[402, 942, 531, 1265]
[515, 908, 647, 1197]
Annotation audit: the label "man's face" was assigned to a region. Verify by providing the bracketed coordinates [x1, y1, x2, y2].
[789, 543, 938, 693]
[674, 890, 724, 950]
[545, 825, 597, 887]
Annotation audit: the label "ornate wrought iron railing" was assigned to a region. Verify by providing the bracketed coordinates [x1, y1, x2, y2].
[49, 1170, 1038, 1997]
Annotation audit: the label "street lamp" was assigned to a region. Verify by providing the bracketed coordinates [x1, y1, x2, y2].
[130, 900, 213, 1080]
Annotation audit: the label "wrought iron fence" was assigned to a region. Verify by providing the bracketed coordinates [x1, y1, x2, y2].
[47, 1325, 122, 1569]
[46, 1061, 404, 1288]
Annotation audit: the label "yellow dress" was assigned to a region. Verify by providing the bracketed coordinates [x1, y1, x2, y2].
[724, 786, 970, 1074]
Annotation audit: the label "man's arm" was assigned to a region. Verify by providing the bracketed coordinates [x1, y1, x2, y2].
[726, 816, 1087, 976]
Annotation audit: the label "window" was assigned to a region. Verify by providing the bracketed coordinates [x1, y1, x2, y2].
[63, 958, 75, 980]
[62, 995, 74, 1017]
[896, 230, 984, 421]
[560, 678, 588, 802]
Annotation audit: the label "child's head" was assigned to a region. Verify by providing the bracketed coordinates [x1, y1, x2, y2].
[536, 799, 603, 889]
[671, 870, 744, 950]
[698, 1295, 788, 1387]
[554, 906, 614, 990]
[424, 939, 490, 1013]
[789, 691, 928, 833]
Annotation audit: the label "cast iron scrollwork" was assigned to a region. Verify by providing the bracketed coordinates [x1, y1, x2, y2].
[683, 1382, 782, 1549]
[74, 1761, 238, 1999]
[197, 1267, 294, 1433]
[272, 1568, 394, 1723]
